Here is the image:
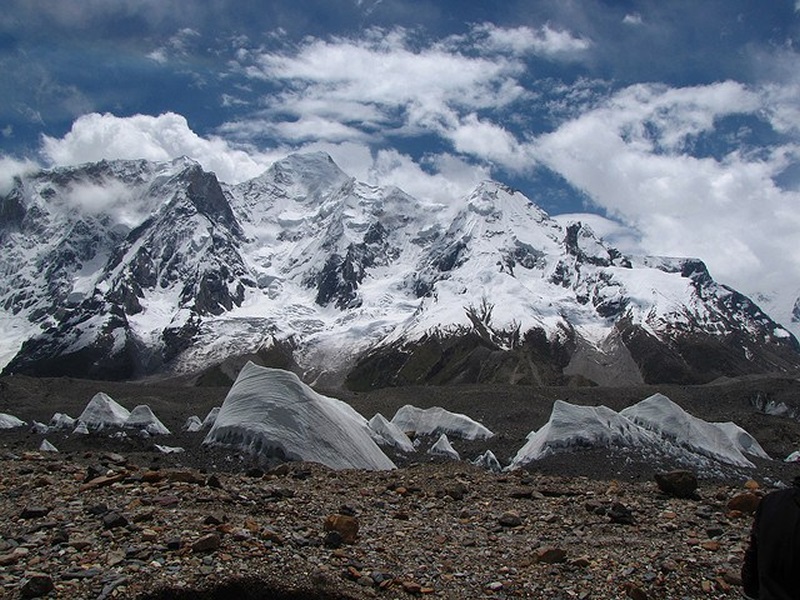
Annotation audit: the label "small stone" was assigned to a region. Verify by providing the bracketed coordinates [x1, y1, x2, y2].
[498, 510, 523, 527]
[20, 505, 51, 519]
[534, 547, 567, 564]
[609, 502, 635, 525]
[20, 572, 54, 598]
[486, 581, 503, 591]
[701, 540, 720, 551]
[192, 533, 221, 553]
[102, 512, 129, 530]
[654, 470, 698, 499]
[402, 580, 422, 594]
[624, 583, 648, 600]
[744, 479, 760, 491]
[324, 514, 359, 544]
[727, 493, 760, 514]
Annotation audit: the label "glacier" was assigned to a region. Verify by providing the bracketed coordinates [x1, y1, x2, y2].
[203, 362, 395, 470]
[390, 405, 494, 440]
[509, 395, 770, 470]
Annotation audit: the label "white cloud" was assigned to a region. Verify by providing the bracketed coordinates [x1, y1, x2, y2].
[472, 23, 591, 57]
[41, 112, 273, 184]
[37, 111, 490, 208]
[0, 155, 40, 195]
[622, 13, 643, 26]
[532, 81, 800, 306]
[230, 25, 545, 171]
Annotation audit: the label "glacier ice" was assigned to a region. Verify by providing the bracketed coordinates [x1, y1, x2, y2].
[204, 362, 395, 470]
[510, 395, 769, 470]
[391, 405, 493, 440]
[368, 413, 415, 453]
[125, 405, 170, 435]
[0, 413, 25, 429]
[428, 433, 460, 460]
[77, 392, 131, 430]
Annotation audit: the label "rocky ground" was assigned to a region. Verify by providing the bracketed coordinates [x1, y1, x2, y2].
[0, 448, 767, 600]
[1, 373, 800, 598]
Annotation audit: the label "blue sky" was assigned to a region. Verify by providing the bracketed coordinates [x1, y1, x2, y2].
[1, 0, 800, 324]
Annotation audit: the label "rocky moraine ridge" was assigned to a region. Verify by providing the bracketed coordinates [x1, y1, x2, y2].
[0, 449, 770, 600]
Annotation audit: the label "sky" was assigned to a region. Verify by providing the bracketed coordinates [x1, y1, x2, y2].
[1, 0, 799, 324]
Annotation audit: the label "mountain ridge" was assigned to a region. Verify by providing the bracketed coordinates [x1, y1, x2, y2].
[1, 153, 798, 387]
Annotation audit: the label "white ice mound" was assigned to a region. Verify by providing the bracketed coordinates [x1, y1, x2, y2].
[202, 407, 220, 428]
[391, 405, 493, 440]
[509, 400, 656, 469]
[369, 413, 415, 453]
[183, 416, 203, 432]
[125, 405, 171, 435]
[204, 362, 395, 470]
[39, 439, 58, 452]
[49, 413, 76, 430]
[620, 393, 763, 468]
[0, 413, 25, 429]
[472, 450, 502, 472]
[78, 392, 130, 430]
[428, 433, 460, 460]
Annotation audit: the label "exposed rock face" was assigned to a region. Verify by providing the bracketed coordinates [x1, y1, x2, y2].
[2, 153, 798, 385]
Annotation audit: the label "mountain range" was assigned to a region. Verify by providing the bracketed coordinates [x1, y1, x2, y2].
[1, 152, 798, 387]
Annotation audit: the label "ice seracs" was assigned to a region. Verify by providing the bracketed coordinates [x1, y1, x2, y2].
[428, 433, 460, 460]
[204, 362, 395, 470]
[77, 392, 131, 430]
[125, 405, 170, 435]
[472, 450, 502, 472]
[368, 413, 415, 453]
[390, 405, 493, 440]
[49, 413, 76, 430]
[0, 413, 25, 429]
[183, 416, 203, 432]
[620, 394, 767, 468]
[509, 400, 656, 469]
[509, 395, 770, 471]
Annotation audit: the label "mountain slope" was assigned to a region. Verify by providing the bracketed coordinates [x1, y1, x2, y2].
[1, 153, 798, 386]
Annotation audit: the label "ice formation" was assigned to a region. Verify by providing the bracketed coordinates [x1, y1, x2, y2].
[183, 416, 203, 432]
[620, 394, 766, 468]
[39, 439, 58, 452]
[368, 413, 415, 453]
[49, 413, 75, 430]
[428, 433, 460, 460]
[77, 392, 130, 430]
[125, 405, 170, 435]
[204, 362, 395, 470]
[510, 395, 770, 470]
[391, 405, 493, 440]
[201, 407, 220, 428]
[0, 413, 25, 429]
[472, 450, 502, 472]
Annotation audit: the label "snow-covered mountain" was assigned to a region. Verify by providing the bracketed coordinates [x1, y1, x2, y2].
[1, 152, 798, 386]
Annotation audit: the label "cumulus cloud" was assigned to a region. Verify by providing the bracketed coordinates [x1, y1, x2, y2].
[229, 24, 569, 171]
[531, 80, 800, 307]
[41, 112, 273, 184]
